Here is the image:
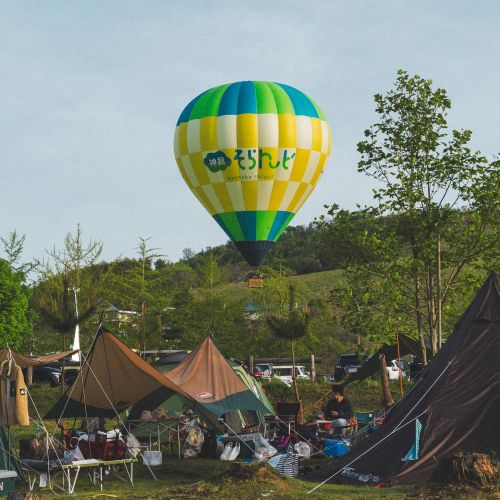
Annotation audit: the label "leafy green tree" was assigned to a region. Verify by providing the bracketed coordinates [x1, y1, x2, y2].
[320, 70, 499, 362]
[0, 258, 31, 348]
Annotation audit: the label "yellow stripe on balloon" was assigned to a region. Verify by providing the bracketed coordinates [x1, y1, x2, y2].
[211, 182, 234, 212]
[200, 116, 218, 151]
[193, 185, 217, 215]
[279, 181, 300, 212]
[278, 114, 296, 148]
[310, 154, 328, 186]
[292, 184, 315, 213]
[285, 182, 308, 213]
[189, 152, 210, 186]
[241, 179, 258, 211]
[268, 180, 289, 211]
[178, 123, 189, 156]
[237, 114, 258, 148]
[289, 148, 310, 183]
[310, 118, 322, 152]
[201, 184, 224, 213]
[177, 155, 199, 189]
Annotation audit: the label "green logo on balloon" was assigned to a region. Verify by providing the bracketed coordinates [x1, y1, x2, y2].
[204, 151, 231, 173]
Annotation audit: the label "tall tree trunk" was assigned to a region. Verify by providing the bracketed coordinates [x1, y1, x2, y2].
[427, 266, 437, 356]
[415, 276, 428, 365]
[379, 354, 395, 408]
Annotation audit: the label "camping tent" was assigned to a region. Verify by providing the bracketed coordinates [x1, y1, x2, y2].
[129, 337, 273, 428]
[151, 350, 274, 421]
[44, 328, 192, 419]
[307, 271, 500, 486]
[345, 333, 422, 384]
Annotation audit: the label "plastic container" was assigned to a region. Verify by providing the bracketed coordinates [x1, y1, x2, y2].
[142, 450, 162, 466]
[0, 470, 17, 497]
[323, 439, 349, 457]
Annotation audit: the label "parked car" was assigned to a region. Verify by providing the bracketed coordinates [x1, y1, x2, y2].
[252, 363, 273, 379]
[273, 365, 309, 386]
[334, 353, 367, 380]
[386, 359, 411, 380]
[29, 366, 61, 387]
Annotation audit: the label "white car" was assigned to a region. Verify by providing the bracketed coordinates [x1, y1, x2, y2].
[386, 359, 410, 380]
[273, 365, 309, 386]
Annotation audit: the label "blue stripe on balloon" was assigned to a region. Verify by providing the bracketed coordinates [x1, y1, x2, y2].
[237, 210, 257, 241]
[237, 81, 257, 114]
[212, 214, 232, 240]
[218, 82, 242, 116]
[268, 211, 293, 240]
[176, 90, 206, 125]
[276, 83, 319, 118]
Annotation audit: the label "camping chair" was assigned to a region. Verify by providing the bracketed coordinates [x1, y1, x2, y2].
[276, 402, 302, 433]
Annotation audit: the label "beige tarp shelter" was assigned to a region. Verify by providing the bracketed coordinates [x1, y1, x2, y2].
[0, 348, 78, 368]
[45, 328, 193, 419]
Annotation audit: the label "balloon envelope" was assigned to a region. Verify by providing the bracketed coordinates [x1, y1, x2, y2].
[174, 81, 331, 266]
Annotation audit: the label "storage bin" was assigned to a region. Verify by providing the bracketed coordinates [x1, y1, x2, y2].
[0, 470, 17, 497]
[142, 450, 162, 466]
[323, 439, 349, 457]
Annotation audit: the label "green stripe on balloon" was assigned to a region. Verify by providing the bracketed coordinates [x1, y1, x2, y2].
[256, 211, 277, 240]
[213, 211, 293, 242]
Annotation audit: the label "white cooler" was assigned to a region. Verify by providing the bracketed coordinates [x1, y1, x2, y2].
[142, 450, 162, 466]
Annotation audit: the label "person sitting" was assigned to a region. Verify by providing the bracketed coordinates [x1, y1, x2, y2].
[323, 385, 354, 436]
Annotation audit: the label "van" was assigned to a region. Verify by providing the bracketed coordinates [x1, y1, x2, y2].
[273, 365, 309, 386]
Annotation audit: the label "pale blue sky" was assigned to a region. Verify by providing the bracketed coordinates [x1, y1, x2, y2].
[1, 1, 499, 264]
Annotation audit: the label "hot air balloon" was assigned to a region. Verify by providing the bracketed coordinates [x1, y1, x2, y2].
[174, 81, 331, 266]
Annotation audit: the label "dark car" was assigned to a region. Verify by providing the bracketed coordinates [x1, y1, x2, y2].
[25, 360, 80, 387]
[28, 366, 61, 387]
[334, 353, 367, 381]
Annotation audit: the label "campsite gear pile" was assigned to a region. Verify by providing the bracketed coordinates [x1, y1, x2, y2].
[67, 429, 127, 461]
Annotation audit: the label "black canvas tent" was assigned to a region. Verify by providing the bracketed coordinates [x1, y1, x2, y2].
[307, 272, 500, 487]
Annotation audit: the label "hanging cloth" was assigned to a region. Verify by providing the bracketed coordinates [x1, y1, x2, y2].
[0, 358, 29, 426]
[401, 418, 423, 462]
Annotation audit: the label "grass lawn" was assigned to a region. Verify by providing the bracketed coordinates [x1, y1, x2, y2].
[16, 457, 415, 499]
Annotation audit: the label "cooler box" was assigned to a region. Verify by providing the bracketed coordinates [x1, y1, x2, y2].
[0, 470, 17, 497]
[142, 450, 162, 466]
[323, 439, 349, 457]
